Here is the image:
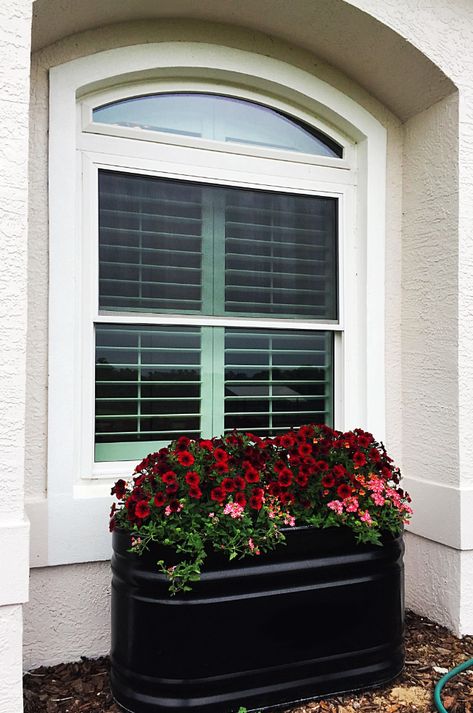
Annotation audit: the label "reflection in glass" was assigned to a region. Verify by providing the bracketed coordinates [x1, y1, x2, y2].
[93, 93, 343, 158]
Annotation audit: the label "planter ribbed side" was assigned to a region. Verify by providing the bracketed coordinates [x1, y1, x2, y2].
[111, 526, 404, 713]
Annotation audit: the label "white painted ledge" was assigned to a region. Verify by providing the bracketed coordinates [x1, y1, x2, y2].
[0, 518, 30, 606]
[402, 475, 473, 550]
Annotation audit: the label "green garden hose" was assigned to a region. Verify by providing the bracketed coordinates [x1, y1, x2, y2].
[433, 657, 473, 712]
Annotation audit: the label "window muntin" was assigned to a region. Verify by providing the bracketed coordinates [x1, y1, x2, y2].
[93, 93, 343, 158]
[98, 170, 338, 320]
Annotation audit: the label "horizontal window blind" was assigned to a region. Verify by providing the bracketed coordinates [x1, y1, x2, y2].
[224, 329, 333, 434]
[95, 325, 202, 461]
[99, 172, 204, 313]
[224, 189, 337, 318]
[98, 171, 338, 321]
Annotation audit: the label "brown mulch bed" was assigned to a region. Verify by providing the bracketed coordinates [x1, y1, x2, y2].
[23, 611, 473, 713]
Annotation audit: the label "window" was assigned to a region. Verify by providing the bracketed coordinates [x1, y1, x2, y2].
[79, 91, 346, 469]
[47, 45, 386, 562]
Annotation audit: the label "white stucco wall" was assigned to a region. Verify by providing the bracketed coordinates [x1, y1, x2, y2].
[0, 0, 33, 708]
[20, 0, 473, 669]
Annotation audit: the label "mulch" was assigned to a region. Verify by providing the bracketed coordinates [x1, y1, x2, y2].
[23, 611, 473, 713]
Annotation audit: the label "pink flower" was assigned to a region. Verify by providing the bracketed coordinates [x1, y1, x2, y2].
[371, 492, 385, 506]
[327, 500, 344, 515]
[359, 511, 373, 525]
[284, 514, 296, 527]
[344, 497, 359, 513]
[223, 502, 245, 519]
[248, 538, 260, 555]
[367, 477, 384, 493]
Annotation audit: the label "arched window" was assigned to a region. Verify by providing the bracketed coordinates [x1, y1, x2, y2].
[77, 89, 348, 466]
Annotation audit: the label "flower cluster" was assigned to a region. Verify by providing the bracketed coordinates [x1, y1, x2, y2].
[110, 425, 411, 593]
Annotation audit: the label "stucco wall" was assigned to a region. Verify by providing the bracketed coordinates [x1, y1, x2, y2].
[21, 0, 473, 669]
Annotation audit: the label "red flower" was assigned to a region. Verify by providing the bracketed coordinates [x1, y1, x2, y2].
[177, 451, 195, 467]
[199, 439, 214, 451]
[321, 473, 336, 488]
[185, 471, 200, 486]
[267, 481, 282, 496]
[273, 460, 286, 473]
[135, 500, 151, 519]
[235, 492, 247, 507]
[214, 448, 229, 462]
[168, 499, 181, 512]
[111, 479, 127, 499]
[315, 460, 329, 472]
[234, 476, 246, 491]
[215, 461, 230, 474]
[278, 468, 293, 487]
[244, 466, 260, 483]
[210, 486, 226, 502]
[252, 487, 264, 500]
[357, 434, 372, 448]
[249, 495, 263, 510]
[298, 442, 312, 457]
[280, 433, 296, 449]
[162, 470, 177, 484]
[166, 483, 179, 495]
[176, 436, 190, 450]
[369, 447, 381, 463]
[280, 491, 295, 506]
[154, 492, 166, 507]
[222, 477, 236, 492]
[189, 487, 202, 499]
[332, 465, 346, 479]
[295, 472, 309, 487]
[353, 451, 367, 468]
[337, 484, 352, 499]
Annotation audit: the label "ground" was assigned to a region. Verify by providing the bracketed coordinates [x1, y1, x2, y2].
[23, 611, 473, 713]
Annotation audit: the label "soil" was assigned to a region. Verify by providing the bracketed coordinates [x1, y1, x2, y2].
[23, 611, 473, 713]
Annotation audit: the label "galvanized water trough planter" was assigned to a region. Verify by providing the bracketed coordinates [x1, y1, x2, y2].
[111, 526, 404, 713]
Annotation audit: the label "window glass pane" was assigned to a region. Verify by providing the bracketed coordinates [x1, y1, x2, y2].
[95, 325, 201, 461]
[93, 93, 343, 158]
[99, 172, 338, 321]
[224, 329, 333, 434]
[99, 171, 203, 314]
[223, 188, 337, 319]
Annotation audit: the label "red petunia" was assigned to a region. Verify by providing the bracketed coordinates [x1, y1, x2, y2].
[214, 448, 229, 462]
[135, 500, 151, 519]
[357, 434, 372, 448]
[279, 491, 295, 506]
[315, 460, 329, 472]
[177, 451, 195, 467]
[215, 461, 230, 474]
[188, 486, 202, 499]
[166, 483, 179, 495]
[111, 479, 127, 499]
[249, 495, 263, 510]
[267, 481, 282, 496]
[162, 470, 177, 484]
[251, 487, 264, 500]
[337, 484, 352, 499]
[235, 492, 247, 507]
[176, 436, 191, 451]
[280, 433, 296, 449]
[234, 476, 246, 491]
[210, 486, 226, 502]
[332, 465, 346, 479]
[295, 472, 309, 487]
[298, 442, 312, 457]
[353, 451, 367, 468]
[321, 473, 336, 488]
[185, 471, 200, 486]
[222, 477, 236, 492]
[273, 460, 286, 473]
[369, 447, 381, 463]
[154, 492, 166, 507]
[278, 467, 293, 487]
[199, 439, 214, 451]
[244, 466, 260, 483]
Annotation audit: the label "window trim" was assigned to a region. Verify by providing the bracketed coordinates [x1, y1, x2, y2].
[45, 42, 386, 567]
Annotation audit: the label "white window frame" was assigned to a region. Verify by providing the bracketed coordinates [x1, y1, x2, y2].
[45, 43, 386, 566]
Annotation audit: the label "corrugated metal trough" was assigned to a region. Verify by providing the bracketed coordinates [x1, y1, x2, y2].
[111, 526, 404, 712]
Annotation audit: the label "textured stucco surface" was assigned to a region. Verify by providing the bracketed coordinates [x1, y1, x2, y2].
[20, 0, 473, 669]
[0, 606, 24, 713]
[0, 0, 33, 709]
[405, 532, 461, 634]
[23, 562, 111, 670]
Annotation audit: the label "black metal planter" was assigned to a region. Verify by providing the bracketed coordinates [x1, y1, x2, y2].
[111, 527, 404, 713]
